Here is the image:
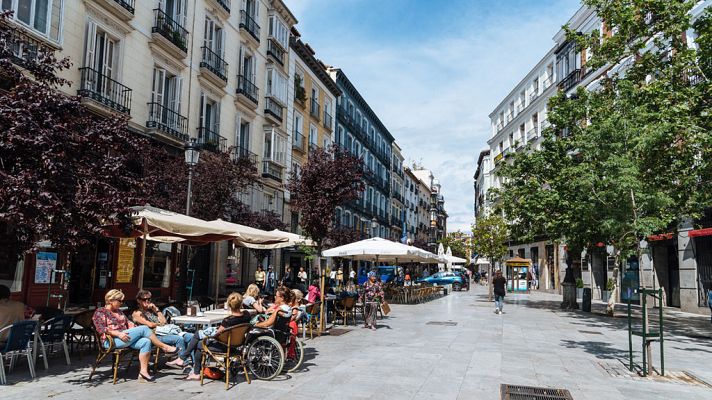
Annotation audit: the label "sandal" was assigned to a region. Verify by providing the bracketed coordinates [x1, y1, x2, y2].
[184, 373, 200, 381]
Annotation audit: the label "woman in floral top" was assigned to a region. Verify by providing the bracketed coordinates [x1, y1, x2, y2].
[361, 271, 384, 330]
[92, 289, 177, 382]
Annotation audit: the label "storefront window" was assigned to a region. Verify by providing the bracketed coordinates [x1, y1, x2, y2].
[143, 242, 172, 289]
[0, 257, 23, 292]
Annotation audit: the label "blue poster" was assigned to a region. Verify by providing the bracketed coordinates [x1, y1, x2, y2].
[35, 251, 58, 284]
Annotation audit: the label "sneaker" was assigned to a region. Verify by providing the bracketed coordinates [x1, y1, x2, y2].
[494, 309, 499, 314]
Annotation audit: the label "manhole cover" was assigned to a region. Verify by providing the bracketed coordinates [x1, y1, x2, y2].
[578, 330, 603, 335]
[500, 384, 573, 400]
[426, 321, 457, 326]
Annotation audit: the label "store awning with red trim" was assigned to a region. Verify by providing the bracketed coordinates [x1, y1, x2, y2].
[689, 228, 712, 238]
[647, 233, 674, 241]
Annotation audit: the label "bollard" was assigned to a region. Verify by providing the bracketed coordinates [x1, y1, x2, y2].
[582, 288, 592, 312]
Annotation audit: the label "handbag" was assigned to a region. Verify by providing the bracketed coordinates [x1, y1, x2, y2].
[381, 302, 391, 316]
[155, 323, 181, 336]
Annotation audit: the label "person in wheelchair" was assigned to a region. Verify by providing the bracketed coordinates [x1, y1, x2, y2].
[184, 292, 251, 381]
[251, 286, 293, 343]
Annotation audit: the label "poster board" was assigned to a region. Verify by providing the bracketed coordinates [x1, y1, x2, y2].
[116, 238, 136, 283]
[34, 251, 58, 284]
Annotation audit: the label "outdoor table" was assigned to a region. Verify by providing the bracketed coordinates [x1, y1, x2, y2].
[171, 314, 225, 328]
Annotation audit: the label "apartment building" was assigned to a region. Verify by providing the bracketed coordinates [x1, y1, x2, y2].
[286, 31, 340, 233]
[412, 169, 447, 247]
[473, 147, 491, 221]
[403, 167, 420, 244]
[329, 67, 394, 239]
[390, 143, 405, 242]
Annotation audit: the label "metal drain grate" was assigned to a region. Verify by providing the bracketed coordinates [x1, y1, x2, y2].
[500, 384, 574, 400]
[578, 330, 603, 335]
[325, 328, 351, 336]
[426, 321, 458, 326]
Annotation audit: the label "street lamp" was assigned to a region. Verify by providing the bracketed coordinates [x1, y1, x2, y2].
[371, 217, 378, 238]
[184, 138, 200, 216]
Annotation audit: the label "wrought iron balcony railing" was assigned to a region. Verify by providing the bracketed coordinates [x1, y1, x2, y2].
[236, 74, 259, 105]
[558, 68, 583, 92]
[292, 130, 305, 151]
[197, 127, 227, 152]
[152, 9, 188, 52]
[1, 24, 53, 68]
[212, 0, 231, 14]
[113, 0, 135, 14]
[232, 145, 257, 164]
[200, 46, 228, 82]
[310, 98, 320, 120]
[239, 10, 260, 42]
[267, 38, 285, 65]
[323, 110, 333, 130]
[264, 96, 284, 122]
[526, 127, 539, 140]
[78, 67, 132, 114]
[146, 102, 188, 141]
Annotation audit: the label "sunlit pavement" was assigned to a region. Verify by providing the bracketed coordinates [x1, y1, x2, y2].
[4, 286, 712, 399]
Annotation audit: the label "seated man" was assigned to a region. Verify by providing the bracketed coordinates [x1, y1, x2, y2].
[132, 290, 194, 369]
[0, 284, 25, 343]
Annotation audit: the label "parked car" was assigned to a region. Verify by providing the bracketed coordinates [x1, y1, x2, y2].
[377, 265, 403, 285]
[418, 271, 465, 291]
[452, 271, 470, 291]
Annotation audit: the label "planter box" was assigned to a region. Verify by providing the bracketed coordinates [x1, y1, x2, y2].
[601, 291, 610, 302]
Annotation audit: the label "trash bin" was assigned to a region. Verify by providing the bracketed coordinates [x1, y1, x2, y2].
[582, 288, 592, 312]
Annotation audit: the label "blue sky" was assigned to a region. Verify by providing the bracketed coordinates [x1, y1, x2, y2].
[285, 0, 582, 232]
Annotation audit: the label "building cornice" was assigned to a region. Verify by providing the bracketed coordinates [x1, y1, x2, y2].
[290, 37, 341, 97]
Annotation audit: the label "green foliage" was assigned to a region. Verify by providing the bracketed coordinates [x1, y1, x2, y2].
[471, 214, 508, 264]
[438, 231, 469, 259]
[576, 277, 584, 289]
[494, 0, 711, 258]
[606, 277, 616, 291]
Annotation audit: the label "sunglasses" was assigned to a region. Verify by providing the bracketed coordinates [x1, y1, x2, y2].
[139, 297, 152, 301]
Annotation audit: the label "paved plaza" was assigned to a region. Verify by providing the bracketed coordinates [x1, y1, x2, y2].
[3, 287, 712, 400]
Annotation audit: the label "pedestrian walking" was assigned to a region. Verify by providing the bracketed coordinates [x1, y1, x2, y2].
[493, 270, 507, 314]
[282, 265, 293, 287]
[329, 267, 337, 289]
[265, 266, 276, 295]
[361, 271, 384, 330]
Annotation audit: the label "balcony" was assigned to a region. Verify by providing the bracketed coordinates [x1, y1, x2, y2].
[526, 127, 539, 140]
[208, 0, 231, 17]
[530, 90, 539, 102]
[310, 98, 320, 120]
[146, 102, 188, 142]
[151, 9, 188, 58]
[94, 0, 135, 21]
[558, 69, 583, 92]
[543, 76, 553, 89]
[505, 112, 513, 123]
[267, 38, 285, 66]
[1, 24, 54, 69]
[236, 74, 259, 108]
[292, 130, 305, 152]
[496, 121, 504, 132]
[323, 110, 333, 130]
[516, 103, 524, 113]
[262, 160, 284, 181]
[197, 127, 227, 152]
[239, 10, 260, 43]
[232, 146, 257, 164]
[264, 96, 284, 124]
[199, 46, 228, 86]
[78, 67, 132, 115]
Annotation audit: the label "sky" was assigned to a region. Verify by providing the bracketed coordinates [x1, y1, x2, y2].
[285, 0, 582, 233]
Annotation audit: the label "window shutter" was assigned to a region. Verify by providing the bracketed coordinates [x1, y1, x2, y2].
[173, 76, 183, 114]
[199, 92, 205, 130]
[215, 102, 221, 133]
[235, 114, 242, 148]
[84, 21, 97, 69]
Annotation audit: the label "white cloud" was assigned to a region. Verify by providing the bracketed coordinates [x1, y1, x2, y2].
[286, 0, 581, 232]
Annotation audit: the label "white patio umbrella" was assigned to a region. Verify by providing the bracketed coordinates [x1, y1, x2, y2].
[322, 237, 438, 263]
[236, 229, 315, 249]
[209, 219, 290, 245]
[440, 254, 468, 264]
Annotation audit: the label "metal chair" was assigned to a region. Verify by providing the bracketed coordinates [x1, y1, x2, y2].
[68, 310, 94, 355]
[35, 315, 72, 369]
[0, 320, 38, 385]
[200, 323, 252, 390]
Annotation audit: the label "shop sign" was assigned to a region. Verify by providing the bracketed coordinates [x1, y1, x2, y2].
[116, 239, 136, 283]
[34, 251, 58, 284]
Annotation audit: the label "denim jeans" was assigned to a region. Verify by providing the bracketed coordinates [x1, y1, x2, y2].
[105, 325, 153, 354]
[494, 295, 505, 311]
[159, 332, 195, 362]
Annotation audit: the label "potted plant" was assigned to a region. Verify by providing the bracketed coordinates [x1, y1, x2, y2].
[602, 278, 614, 302]
[294, 75, 306, 104]
[575, 277, 584, 299]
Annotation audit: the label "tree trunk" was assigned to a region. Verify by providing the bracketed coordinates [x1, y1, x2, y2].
[606, 255, 620, 316]
[488, 262, 493, 301]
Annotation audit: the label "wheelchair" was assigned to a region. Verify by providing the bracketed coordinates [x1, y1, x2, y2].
[243, 314, 304, 380]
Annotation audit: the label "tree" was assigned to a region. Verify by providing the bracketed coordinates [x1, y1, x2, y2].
[0, 13, 150, 263]
[438, 231, 469, 260]
[471, 214, 508, 301]
[494, 0, 711, 314]
[287, 144, 364, 256]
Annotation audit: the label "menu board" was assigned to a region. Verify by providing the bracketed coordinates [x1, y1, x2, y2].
[34, 251, 58, 284]
[115, 238, 136, 283]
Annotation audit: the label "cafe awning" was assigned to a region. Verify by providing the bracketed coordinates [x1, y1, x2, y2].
[688, 228, 712, 238]
[208, 219, 290, 246]
[236, 229, 315, 249]
[322, 237, 439, 263]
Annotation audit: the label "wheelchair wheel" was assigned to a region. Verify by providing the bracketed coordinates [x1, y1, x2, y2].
[284, 338, 304, 373]
[246, 335, 284, 380]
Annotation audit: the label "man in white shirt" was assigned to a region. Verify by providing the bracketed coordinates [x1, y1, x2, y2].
[349, 268, 356, 283]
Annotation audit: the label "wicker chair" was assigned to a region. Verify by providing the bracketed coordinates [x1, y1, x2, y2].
[200, 323, 252, 390]
[334, 297, 357, 326]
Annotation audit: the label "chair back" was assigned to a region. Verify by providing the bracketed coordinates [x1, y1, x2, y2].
[73, 310, 94, 329]
[2, 320, 37, 353]
[215, 323, 251, 348]
[41, 315, 73, 343]
[305, 302, 320, 316]
[341, 296, 356, 309]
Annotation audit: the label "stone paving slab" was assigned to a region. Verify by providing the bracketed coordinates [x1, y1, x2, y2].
[2, 286, 712, 399]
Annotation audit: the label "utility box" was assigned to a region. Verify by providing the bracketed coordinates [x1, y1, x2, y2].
[582, 288, 592, 312]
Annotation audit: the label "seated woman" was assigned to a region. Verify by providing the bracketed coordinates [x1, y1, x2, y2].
[242, 284, 266, 313]
[289, 289, 305, 336]
[184, 292, 252, 381]
[254, 286, 293, 330]
[306, 280, 321, 304]
[92, 289, 177, 382]
[131, 290, 194, 369]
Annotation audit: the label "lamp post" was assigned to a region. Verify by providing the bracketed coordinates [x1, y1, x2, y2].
[184, 138, 200, 216]
[371, 217, 378, 238]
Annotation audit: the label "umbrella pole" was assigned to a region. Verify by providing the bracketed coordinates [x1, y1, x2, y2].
[319, 256, 325, 333]
[214, 241, 221, 307]
[137, 222, 148, 290]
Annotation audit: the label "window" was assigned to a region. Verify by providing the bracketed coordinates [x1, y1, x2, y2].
[143, 242, 172, 289]
[203, 16, 223, 56]
[0, 252, 23, 292]
[199, 93, 220, 132]
[533, 78, 539, 94]
[236, 115, 250, 150]
[343, 211, 350, 227]
[2, 0, 63, 40]
[84, 21, 119, 80]
[151, 67, 182, 113]
[294, 111, 303, 135]
[163, 0, 187, 26]
[239, 46, 256, 82]
[268, 14, 288, 48]
[336, 125, 344, 146]
[264, 128, 286, 165]
[265, 68, 288, 104]
[309, 123, 317, 147]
